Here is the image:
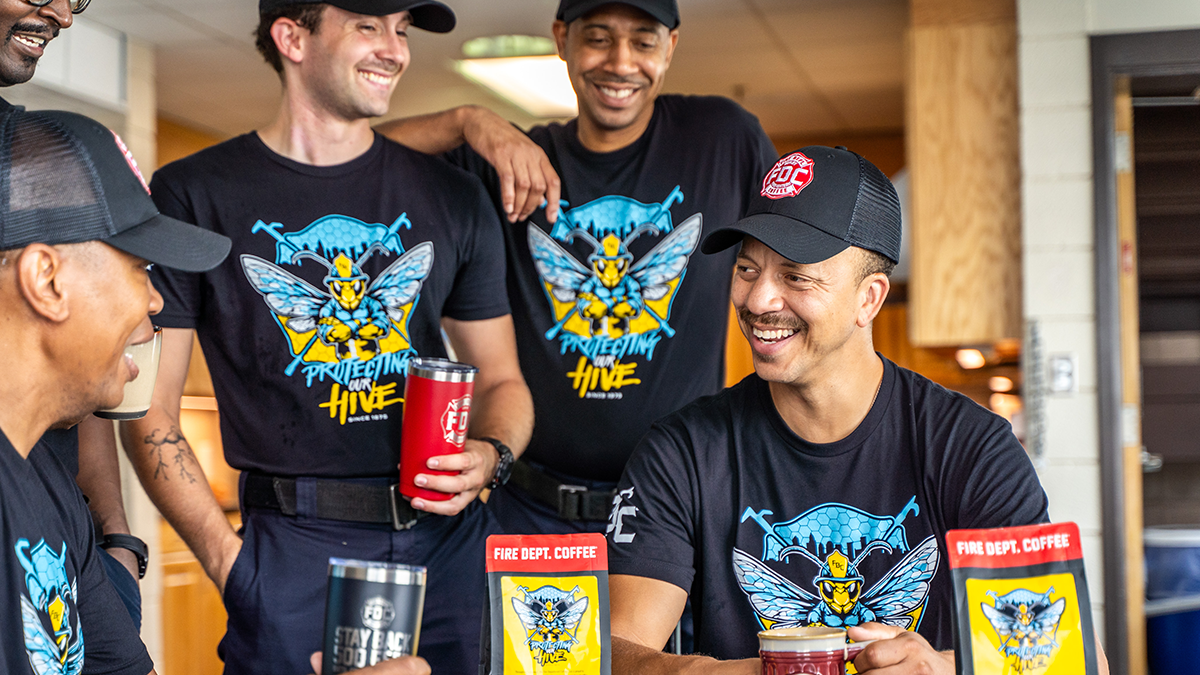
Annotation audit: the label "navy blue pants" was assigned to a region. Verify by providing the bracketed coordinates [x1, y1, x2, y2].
[487, 471, 694, 654]
[218, 479, 498, 675]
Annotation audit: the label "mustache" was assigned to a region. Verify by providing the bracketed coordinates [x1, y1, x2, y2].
[359, 59, 401, 76]
[737, 307, 807, 333]
[586, 74, 649, 87]
[9, 21, 58, 41]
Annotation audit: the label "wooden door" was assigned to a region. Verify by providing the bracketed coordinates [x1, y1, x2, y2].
[1113, 75, 1147, 675]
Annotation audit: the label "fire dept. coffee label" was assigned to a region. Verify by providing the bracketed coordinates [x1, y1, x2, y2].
[485, 534, 611, 675]
[947, 523, 1099, 675]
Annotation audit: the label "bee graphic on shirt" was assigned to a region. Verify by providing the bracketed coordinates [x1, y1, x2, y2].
[242, 241, 433, 362]
[530, 213, 700, 340]
[16, 539, 83, 675]
[980, 587, 1067, 674]
[511, 584, 590, 665]
[733, 498, 938, 634]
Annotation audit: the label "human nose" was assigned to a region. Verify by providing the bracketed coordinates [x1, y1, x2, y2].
[603, 38, 638, 76]
[147, 277, 164, 316]
[742, 274, 785, 316]
[34, 0, 73, 30]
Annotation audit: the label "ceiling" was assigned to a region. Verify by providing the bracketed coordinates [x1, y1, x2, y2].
[80, 0, 907, 140]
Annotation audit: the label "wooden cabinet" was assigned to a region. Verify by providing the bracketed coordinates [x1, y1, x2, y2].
[906, 0, 1022, 346]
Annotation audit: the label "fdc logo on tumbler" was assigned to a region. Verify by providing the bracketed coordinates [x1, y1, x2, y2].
[440, 395, 471, 446]
[361, 597, 396, 630]
[761, 151, 815, 200]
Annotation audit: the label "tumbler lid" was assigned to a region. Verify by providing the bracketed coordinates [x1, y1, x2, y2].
[407, 357, 478, 383]
[328, 558, 427, 585]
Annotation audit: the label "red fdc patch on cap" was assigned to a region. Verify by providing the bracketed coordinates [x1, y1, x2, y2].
[761, 151, 815, 200]
[947, 522, 1083, 570]
[111, 131, 151, 195]
[486, 533, 608, 574]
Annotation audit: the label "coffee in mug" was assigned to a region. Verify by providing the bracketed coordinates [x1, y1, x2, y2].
[758, 627, 871, 675]
[95, 325, 162, 420]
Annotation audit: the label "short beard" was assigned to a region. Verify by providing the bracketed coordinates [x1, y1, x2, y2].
[0, 21, 58, 86]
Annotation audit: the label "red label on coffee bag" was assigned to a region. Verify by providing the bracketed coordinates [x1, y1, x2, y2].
[947, 522, 1082, 569]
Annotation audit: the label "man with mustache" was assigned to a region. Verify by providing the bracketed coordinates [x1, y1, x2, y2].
[117, 1, 533, 673]
[603, 148, 1069, 673]
[380, 0, 777, 560]
[0, 0, 78, 95]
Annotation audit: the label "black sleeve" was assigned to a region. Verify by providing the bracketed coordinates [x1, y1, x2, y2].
[606, 421, 699, 594]
[71, 493, 153, 674]
[441, 179, 511, 321]
[148, 170, 204, 329]
[940, 409, 1051, 530]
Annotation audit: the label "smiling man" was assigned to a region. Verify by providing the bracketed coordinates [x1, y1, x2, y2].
[379, 1, 777, 565]
[603, 147, 1062, 674]
[0, 108, 229, 675]
[0, 0, 81, 94]
[115, 1, 533, 674]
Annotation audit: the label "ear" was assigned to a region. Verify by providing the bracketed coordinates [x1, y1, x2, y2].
[271, 16, 310, 69]
[16, 244, 70, 323]
[663, 28, 679, 67]
[856, 273, 890, 328]
[552, 20, 569, 61]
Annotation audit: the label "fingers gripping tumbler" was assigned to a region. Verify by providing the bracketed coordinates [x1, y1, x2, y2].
[399, 358, 478, 502]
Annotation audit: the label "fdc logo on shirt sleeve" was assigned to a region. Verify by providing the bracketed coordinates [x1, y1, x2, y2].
[761, 152, 815, 199]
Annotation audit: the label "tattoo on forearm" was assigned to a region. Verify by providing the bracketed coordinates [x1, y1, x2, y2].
[144, 426, 198, 484]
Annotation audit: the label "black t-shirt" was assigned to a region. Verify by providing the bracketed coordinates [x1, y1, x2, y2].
[449, 95, 778, 481]
[606, 357, 1049, 657]
[151, 133, 510, 477]
[1, 430, 152, 675]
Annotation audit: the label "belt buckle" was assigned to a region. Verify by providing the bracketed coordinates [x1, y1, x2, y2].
[389, 484, 419, 531]
[557, 484, 587, 521]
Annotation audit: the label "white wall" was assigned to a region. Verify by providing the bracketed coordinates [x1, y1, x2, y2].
[1018, 0, 1200, 649]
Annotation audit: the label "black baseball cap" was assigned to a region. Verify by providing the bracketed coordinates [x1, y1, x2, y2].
[259, 0, 456, 33]
[0, 109, 231, 273]
[556, 0, 680, 29]
[702, 146, 901, 265]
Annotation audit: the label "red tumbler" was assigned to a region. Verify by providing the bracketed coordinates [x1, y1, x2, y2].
[399, 358, 478, 502]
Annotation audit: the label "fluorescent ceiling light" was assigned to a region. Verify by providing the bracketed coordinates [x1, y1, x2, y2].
[454, 55, 577, 119]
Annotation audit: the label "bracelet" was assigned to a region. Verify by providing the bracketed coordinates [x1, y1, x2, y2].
[99, 533, 148, 580]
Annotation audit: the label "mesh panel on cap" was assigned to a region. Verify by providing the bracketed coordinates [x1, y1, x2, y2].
[0, 112, 112, 249]
[845, 154, 901, 263]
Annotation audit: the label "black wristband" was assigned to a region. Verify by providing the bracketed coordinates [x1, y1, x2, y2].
[99, 533, 148, 580]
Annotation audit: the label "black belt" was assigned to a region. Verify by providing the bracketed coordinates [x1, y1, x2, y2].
[242, 474, 430, 530]
[508, 460, 615, 522]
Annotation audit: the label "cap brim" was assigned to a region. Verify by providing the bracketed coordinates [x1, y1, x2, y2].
[701, 213, 850, 265]
[104, 213, 232, 273]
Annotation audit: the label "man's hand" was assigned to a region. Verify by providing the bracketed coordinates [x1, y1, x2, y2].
[409, 438, 498, 516]
[309, 652, 430, 675]
[847, 623, 954, 674]
[460, 106, 561, 224]
[213, 530, 243, 596]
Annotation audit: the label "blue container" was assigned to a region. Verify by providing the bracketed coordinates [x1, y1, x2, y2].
[1146, 595, 1200, 675]
[1145, 526, 1200, 600]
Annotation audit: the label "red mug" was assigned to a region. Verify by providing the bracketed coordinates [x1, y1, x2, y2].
[759, 627, 872, 675]
[399, 358, 478, 502]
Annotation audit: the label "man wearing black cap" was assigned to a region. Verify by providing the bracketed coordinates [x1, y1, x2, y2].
[379, 0, 777, 545]
[0, 108, 229, 675]
[114, 1, 532, 674]
[603, 147, 1053, 673]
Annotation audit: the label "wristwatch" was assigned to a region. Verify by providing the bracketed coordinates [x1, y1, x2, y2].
[479, 437, 515, 490]
[99, 533, 149, 580]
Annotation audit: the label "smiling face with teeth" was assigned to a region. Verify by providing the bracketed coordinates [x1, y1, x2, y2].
[731, 238, 889, 390]
[0, 0, 72, 86]
[289, 6, 410, 122]
[552, 3, 678, 152]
